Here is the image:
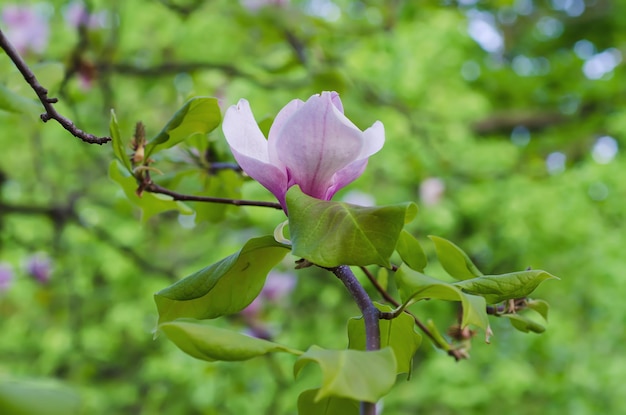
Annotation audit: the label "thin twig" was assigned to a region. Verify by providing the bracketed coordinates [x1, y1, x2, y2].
[143, 181, 283, 209]
[358, 266, 465, 359]
[0, 29, 110, 145]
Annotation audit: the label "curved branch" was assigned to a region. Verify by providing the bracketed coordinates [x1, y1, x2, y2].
[143, 181, 283, 209]
[0, 29, 110, 145]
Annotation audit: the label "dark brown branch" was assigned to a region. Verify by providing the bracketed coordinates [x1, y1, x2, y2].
[96, 61, 308, 90]
[0, 29, 110, 145]
[143, 181, 283, 210]
[472, 110, 568, 135]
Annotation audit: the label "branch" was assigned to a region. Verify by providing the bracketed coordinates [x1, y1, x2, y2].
[358, 266, 468, 361]
[0, 29, 110, 145]
[143, 181, 283, 210]
[330, 265, 379, 415]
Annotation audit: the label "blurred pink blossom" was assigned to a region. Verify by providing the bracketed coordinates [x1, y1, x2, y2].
[64, 1, 107, 29]
[240, 0, 290, 12]
[1, 5, 49, 54]
[241, 271, 297, 317]
[0, 263, 14, 292]
[241, 271, 296, 339]
[419, 177, 445, 206]
[24, 253, 52, 284]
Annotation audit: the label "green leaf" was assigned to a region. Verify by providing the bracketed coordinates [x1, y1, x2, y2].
[294, 346, 396, 403]
[501, 314, 546, 334]
[347, 303, 421, 375]
[297, 389, 359, 415]
[145, 97, 221, 157]
[108, 160, 192, 222]
[109, 110, 132, 173]
[287, 186, 417, 267]
[527, 299, 550, 321]
[395, 265, 489, 330]
[428, 235, 483, 280]
[396, 230, 427, 272]
[159, 318, 302, 361]
[453, 270, 559, 304]
[155, 236, 290, 324]
[0, 379, 81, 415]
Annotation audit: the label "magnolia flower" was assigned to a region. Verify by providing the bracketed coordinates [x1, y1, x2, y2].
[222, 91, 384, 211]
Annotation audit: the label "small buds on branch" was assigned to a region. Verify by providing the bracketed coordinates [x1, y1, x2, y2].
[0, 29, 110, 145]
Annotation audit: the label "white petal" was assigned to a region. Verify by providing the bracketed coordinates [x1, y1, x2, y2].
[360, 121, 385, 159]
[223, 99, 270, 162]
[223, 99, 289, 206]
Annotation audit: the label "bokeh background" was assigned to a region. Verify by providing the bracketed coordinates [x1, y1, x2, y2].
[1, 0, 625, 414]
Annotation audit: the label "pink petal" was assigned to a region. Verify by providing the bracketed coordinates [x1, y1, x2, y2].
[359, 121, 385, 158]
[223, 99, 288, 205]
[274, 93, 364, 199]
[268, 98, 304, 165]
[324, 121, 384, 199]
[329, 91, 344, 113]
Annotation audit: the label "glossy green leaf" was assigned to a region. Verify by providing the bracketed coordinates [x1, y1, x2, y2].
[146, 97, 221, 157]
[347, 303, 421, 375]
[297, 389, 359, 415]
[109, 110, 132, 173]
[396, 230, 427, 272]
[527, 299, 550, 321]
[159, 318, 302, 361]
[155, 235, 290, 324]
[0, 379, 81, 415]
[294, 346, 396, 403]
[396, 265, 489, 330]
[108, 160, 192, 222]
[453, 270, 559, 304]
[287, 186, 417, 267]
[429, 235, 483, 280]
[501, 314, 546, 333]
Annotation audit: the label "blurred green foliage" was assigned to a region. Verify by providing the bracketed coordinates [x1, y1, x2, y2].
[1, 0, 625, 414]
